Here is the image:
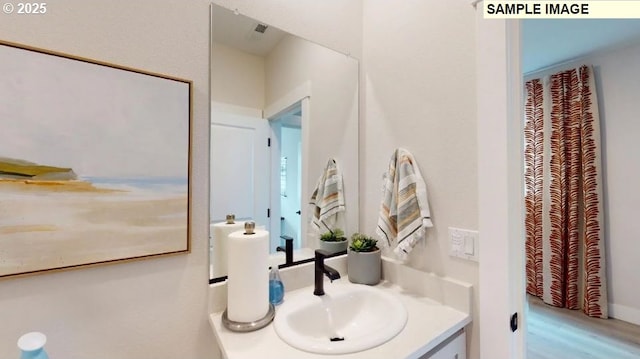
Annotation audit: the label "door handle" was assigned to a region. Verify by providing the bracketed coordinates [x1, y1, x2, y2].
[296, 210, 301, 215]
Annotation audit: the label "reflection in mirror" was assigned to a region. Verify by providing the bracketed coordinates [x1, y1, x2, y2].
[209, 4, 359, 280]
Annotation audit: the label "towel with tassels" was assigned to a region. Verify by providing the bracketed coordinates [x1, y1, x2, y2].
[376, 148, 433, 260]
[310, 158, 345, 231]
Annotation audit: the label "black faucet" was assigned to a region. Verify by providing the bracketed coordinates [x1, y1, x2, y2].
[276, 236, 294, 265]
[314, 249, 341, 296]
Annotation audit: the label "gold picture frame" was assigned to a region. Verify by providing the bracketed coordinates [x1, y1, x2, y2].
[0, 40, 192, 278]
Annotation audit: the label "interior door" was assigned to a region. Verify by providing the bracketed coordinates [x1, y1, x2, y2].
[210, 108, 269, 231]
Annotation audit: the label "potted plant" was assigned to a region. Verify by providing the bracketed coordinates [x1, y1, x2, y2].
[319, 228, 348, 254]
[347, 233, 381, 285]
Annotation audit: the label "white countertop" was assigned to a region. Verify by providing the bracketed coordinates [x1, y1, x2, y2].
[209, 280, 471, 359]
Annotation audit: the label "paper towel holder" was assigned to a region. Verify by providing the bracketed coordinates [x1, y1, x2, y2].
[221, 303, 276, 332]
[222, 220, 275, 332]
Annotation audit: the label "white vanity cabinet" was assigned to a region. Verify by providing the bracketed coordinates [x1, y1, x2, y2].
[421, 330, 466, 359]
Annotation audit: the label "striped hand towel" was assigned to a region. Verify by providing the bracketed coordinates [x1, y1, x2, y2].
[376, 148, 433, 260]
[310, 158, 346, 231]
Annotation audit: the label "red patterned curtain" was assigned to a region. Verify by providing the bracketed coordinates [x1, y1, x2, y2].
[524, 65, 608, 319]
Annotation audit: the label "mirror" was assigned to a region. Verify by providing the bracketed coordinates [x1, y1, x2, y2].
[209, 3, 359, 281]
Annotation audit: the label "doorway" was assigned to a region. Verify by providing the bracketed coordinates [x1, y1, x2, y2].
[521, 19, 640, 358]
[268, 101, 303, 253]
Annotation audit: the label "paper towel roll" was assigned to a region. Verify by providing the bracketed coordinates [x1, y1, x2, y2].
[211, 221, 245, 277]
[227, 229, 270, 323]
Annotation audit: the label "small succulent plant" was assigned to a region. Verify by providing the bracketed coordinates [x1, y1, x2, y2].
[349, 233, 379, 252]
[320, 228, 346, 242]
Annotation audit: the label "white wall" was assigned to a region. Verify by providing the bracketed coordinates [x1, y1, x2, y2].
[362, 1, 480, 358]
[211, 41, 265, 109]
[0, 1, 215, 358]
[597, 44, 640, 325]
[265, 35, 360, 245]
[525, 42, 640, 325]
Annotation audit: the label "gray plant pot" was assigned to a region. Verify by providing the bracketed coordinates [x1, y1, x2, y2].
[347, 248, 381, 285]
[319, 239, 348, 254]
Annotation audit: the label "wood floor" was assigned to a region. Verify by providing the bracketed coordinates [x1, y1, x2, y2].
[527, 295, 640, 359]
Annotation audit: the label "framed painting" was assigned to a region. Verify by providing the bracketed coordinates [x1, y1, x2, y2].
[0, 40, 191, 278]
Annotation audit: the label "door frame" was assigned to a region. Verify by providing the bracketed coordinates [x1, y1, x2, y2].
[265, 82, 311, 251]
[475, 2, 527, 358]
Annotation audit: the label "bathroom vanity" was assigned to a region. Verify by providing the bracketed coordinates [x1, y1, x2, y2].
[208, 256, 471, 359]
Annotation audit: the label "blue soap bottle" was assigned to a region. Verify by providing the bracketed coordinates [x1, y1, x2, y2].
[269, 266, 284, 305]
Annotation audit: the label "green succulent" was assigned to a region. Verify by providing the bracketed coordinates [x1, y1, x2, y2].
[320, 228, 346, 242]
[349, 233, 379, 252]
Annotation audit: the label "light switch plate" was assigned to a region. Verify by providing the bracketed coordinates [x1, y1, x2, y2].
[448, 227, 479, 262]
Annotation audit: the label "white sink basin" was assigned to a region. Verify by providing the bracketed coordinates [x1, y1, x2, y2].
[273, 281, 408, 355]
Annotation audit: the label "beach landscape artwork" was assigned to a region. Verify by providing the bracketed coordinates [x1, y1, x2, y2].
[0, 41, 191, 278]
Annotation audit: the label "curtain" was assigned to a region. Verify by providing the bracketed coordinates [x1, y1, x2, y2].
[524, 65, 608, 319]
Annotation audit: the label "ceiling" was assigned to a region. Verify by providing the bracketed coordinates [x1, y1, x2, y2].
[522, 19, 640, 74]
[211, 5, 287, 56]
[211, 9, 640, 74]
